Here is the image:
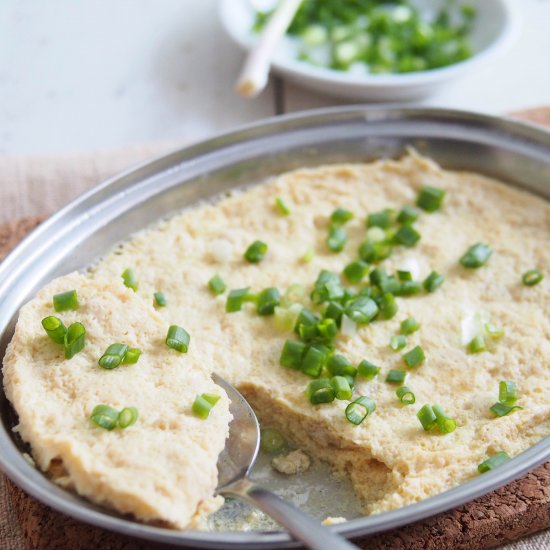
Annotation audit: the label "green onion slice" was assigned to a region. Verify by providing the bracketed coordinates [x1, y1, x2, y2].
[394, 224, 421, 247]
[90, 404, 119, 431]
[165, 325, 190, 353]
[41, 316, 67, 344]
[490, 402, 523, 417]
[396, 280, 423, 296]
[331, 207, 353, 226]
[256, 287, 281, 316]
[226, 287, 250, 313]
[327, 354, 357, 377]
[122, 268, 138, 291]
[478, 452, 510, 473]
[192, 393, 220, 419]
[208, 275, 226, 296]
[343, 260, 369, 284]
[433, 405, 457, 433]
[98, 343, 129, 370]
[280, 339, 306, 370]
[326, 225, 347, 252]
[417, 186, 445, 212]
[275, 197, 291, 216]
[244, 240, 268, 263]
[417, 404, 437, 431]
[460, 243, 493, 268]
[345, 296, 378, 325]
[345, 396, 376, 425]
[153, 291, 167, 307]
[403, 345, 425, 368]
[117, 406, 139, 429]
[64, 322, 86, 359]
[396, 386, 415, 405]
[260, 427, 287, 454]
[390, 334, 407, 352]
[397, 270, 413, 282]
[331, 375, 353, 400]
[357, 359, 380, 380]
[386, 369, 407, 385]
[301, 345, 328, 378]
[397, 205, 420, 224]
[53, 289, 79, 312]
[367, 209, 393, 229]
[485, 323, 504, 339]
[307, 379, 336, 405]
[522, 269, 543, 287]
[379, 292, 398, 320]
[123, 348, 141, 364]
[311, 270, 344, 304]
[400, 317, 420, 335]
[359, 240, 391, 263]
[423, 271, 445, 292]
[498, 380, 517, 406]
[467, 335, 486, 354]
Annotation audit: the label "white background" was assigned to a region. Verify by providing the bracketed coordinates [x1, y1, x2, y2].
[0, 0, 549, 154]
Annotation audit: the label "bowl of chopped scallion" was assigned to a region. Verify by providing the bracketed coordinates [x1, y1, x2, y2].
[220, 0, 519, 100]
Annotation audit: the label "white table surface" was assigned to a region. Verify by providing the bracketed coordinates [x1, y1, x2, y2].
[0, 0, 549, 155]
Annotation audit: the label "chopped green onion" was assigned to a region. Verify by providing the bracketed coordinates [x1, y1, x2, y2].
[117, 406, 139, 429]
[123, 348, 141, 364]
[327, 354, 357, 377]
[280, 339, 306, 370]
[397, 270, 413, 282]
[316, 317, 338, 342]
[485, 323, 504, 339]
[53, 289, 79, 312]
[369, 267, 388, 287]
[208, 275, 226, 296]
[395, 280, 423, 296]
[522, 269, 543, 287]
[433, 404, 457, 433]
[403, 345, 425, 368]
[478, 452, 510, 473]
[397, 205, 420, 224]
[311, 270, 344, 304]
[302, 247, 315, 263]
[386, 369, 407, 385]
[379, 276, 401, 295]
[460, 243, 493, 268]
[490, 402, 523, 417]
[365, 226, 386, 243]
[417, 404, 437, 431]
[306, 379, 335, 405]
[467, 335, 486, 354]
[400, 317, 420, 335]
[98, 343, 129, 370]
[256, 287, 281, 316]
[275, 197, 291, 216]
[396, 386, 416, 405]
[64, 322, 86, 359]
[122, 268, 138, 291]
[358, 359, 380, 380]
[90, 404, 119, 430]
[226, 287, 250, 313]
[390, 334, 407, 351]
[153, 291, 167, 307]
[244, 240, 268, 263]
[423, 271, 445, 292]
[417, 186, 445, 212]
[274, 303, 302, 332]
[331, 207, 353, 226]
[379, 293, 398, 320]
[192, 393, 220, 419]
[394, 224, 421, 247]
[331, 375, 353, 400]
[326, 225, 347, 252]
[358, 240, 391, 263]
[301, 345, 328, 378]
[294, 308, 320, 341]
[345, 296, 378, 325]
[367, 209, 393, 229]
[165, 325, 190, 353]
[345, 396, 376, 425]
[343, 260, 369, 284]
[260, 427, 286, 454]
[324, 301, 344, 326]
[41, 316, 67, 344]
[499, 380, 517, 406]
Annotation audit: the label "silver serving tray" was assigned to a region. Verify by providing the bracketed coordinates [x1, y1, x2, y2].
[0, 107, 549, 548]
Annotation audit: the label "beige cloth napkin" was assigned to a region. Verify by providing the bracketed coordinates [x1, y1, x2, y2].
[0, 142, 548, 549]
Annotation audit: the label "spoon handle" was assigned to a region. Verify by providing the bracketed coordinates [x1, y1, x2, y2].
[222, 477, 359, 550]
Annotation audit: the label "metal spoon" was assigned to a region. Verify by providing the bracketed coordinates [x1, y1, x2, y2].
[212, 373, 358, 550]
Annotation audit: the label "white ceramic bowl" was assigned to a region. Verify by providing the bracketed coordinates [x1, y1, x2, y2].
[219, 0, 520, 101]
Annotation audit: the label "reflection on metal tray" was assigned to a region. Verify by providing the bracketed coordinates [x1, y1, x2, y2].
[0, 107, 549, 549]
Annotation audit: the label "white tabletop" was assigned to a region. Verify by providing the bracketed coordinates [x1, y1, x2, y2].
[0, 0, 549, 155]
